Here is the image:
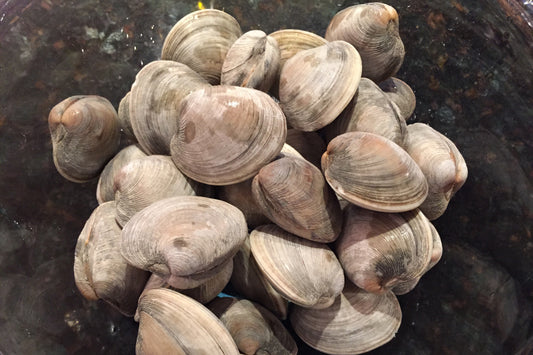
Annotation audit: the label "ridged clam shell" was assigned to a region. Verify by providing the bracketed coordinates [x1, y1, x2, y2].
[285, 129, 327, 168]
[404, 123, 468, 220]
[161, 9, 242, 84]
[136, 288, 239, 354]
[249, 224, 345, 309]
[252, 156, 343, 243]
[117, 91, 136, 141]
[290, 281, 402, 355]
[322, 131, 428, 212]
[73, 202, 149, 316]
[129, 60, 209, 155]
[48, 95, 120, 182]
[379, 77, 416, 120]
[170, 85, 287, 185]
[335, 205, 433, 294]
[121, 196, 247, 289]
[326, 3, 405, 83]
[279, 40, 362, 131]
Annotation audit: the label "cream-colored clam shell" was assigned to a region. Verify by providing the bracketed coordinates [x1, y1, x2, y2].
[161, 9, 242, 84]
[379, 77, 416, 120]
[136, 288, 239, 354]
[249, 224, 344, 309]
[290, 281, 402, 355]
[335, 205, 433, 294]
[129, 60, 209, 155]
[279, 40, 362, 131]
[269, 29, 328, 70]
[322, 131, 428, 212]
[117, 91, 136, 141]
[170, 85, 287, 185]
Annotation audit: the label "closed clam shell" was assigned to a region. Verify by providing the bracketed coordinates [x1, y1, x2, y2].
[252, 156, 343, 243]
[121, 196, 247, 289]
[322, 131, 428, 212]
[279, 40, 362, 131]
[335, 205, 433, 294]
[136, 288, 239, 354]
[322, 77, 407, 147]
[170, 85, 287, 185]
[290, 281, 402, 355]
[73, 202, 149, 316]
[404, 123, 468, 220]
[117, 91, 136, 141]
[325, 3, 405, 83]
[161, 9, 242, 84]
[379, 77, 416, 120]
[96, 144, 147, 204]
[221, 30, 280, 92]
[208, 298, 297, 355]
[48, 95, 120, 182]
[114, 155, 206, 227]
[129, 60, 209, 155]
[249, 224, 345, 309]
[285, 129, 327, 168]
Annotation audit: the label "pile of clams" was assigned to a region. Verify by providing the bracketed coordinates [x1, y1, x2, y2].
[49, 3, 468, 354]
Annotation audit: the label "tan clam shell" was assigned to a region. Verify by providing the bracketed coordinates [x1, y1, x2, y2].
[117, 91, 136, 141]
[230, 237, 289, 320]
[290, 281, 402, 355]
[48, 95, 120, 182]
[170, 85, 287, 185]
[379, 77, 416, 120]
[285, 129, 327, 168]
[221, 30, 280, 92]
[404, 123, 468, 220]
[96, 144, 147, 204]
[269, 29, 328, 69]
[249, 224, 345, 309]
[322, 77, 407, 147]
[279, 40, 362, 131]
[161, 9, 242, 84]
[335, 205, 433, 294]
[208, 298, 297, 355]
[252, 156, 343, 243]
[322, 131, 428, 212]
[136, 288, 239, 354]
[325, 3, 405, 83]
[113, 155, 205, 227]
[73, 201, 149, 316]
[121, 196, 247, 289]
[129, 60, 209, 155]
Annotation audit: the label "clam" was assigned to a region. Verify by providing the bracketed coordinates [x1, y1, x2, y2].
[73, 201, 149, 316]
[379, 77, 416, 120]
[404, 123, 468, 220]
[249, 224, 345, 309]
[335, 205, 433, 294]
[252, 156, 343, 243]
[96, 144, 147, 204]
[121, 196, 247, 289]
[136, 288, 239, 354]
[322, 77, 407, 147]
[322, 131, 428, 212]
[221, 30, 280, 92]
[325, 3, 405, 83]
[279, 40, 362, 131]
[48, 95, 121, 182]
[170, 85, 286, 185]
[117, 91, 136, 141]
[114, 155, 206, 227]
[129, 60, 209, 155]
[290, 281, 402, 355]
[161, 9, 242, 84]
[208, 298, 297, 355]
[285, 129, 327, 168]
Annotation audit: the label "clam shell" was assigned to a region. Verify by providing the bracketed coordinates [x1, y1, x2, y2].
[285, 129, 327, 168]
[252, 156, 343, 243]
[170, 85, 286, 185]
[121, 196, 247, 289]
[117, 91, 136, 141]
[290, 281, 402, 355]
[379, 77, 416, 120]
[269, 29, 328, 70]
[322, 131, 428, 212]
[279, 40, 362, 131]
[48, 95, 120, 182]
[136, 288, 239, 354]
[129, 60, 209, 155]
[221, 30, 280, 92]
[335, 205, 433, 294]
[161, 9, 242, 84]
[249, 224, 345, 309]
[325, 3, 405, 83]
